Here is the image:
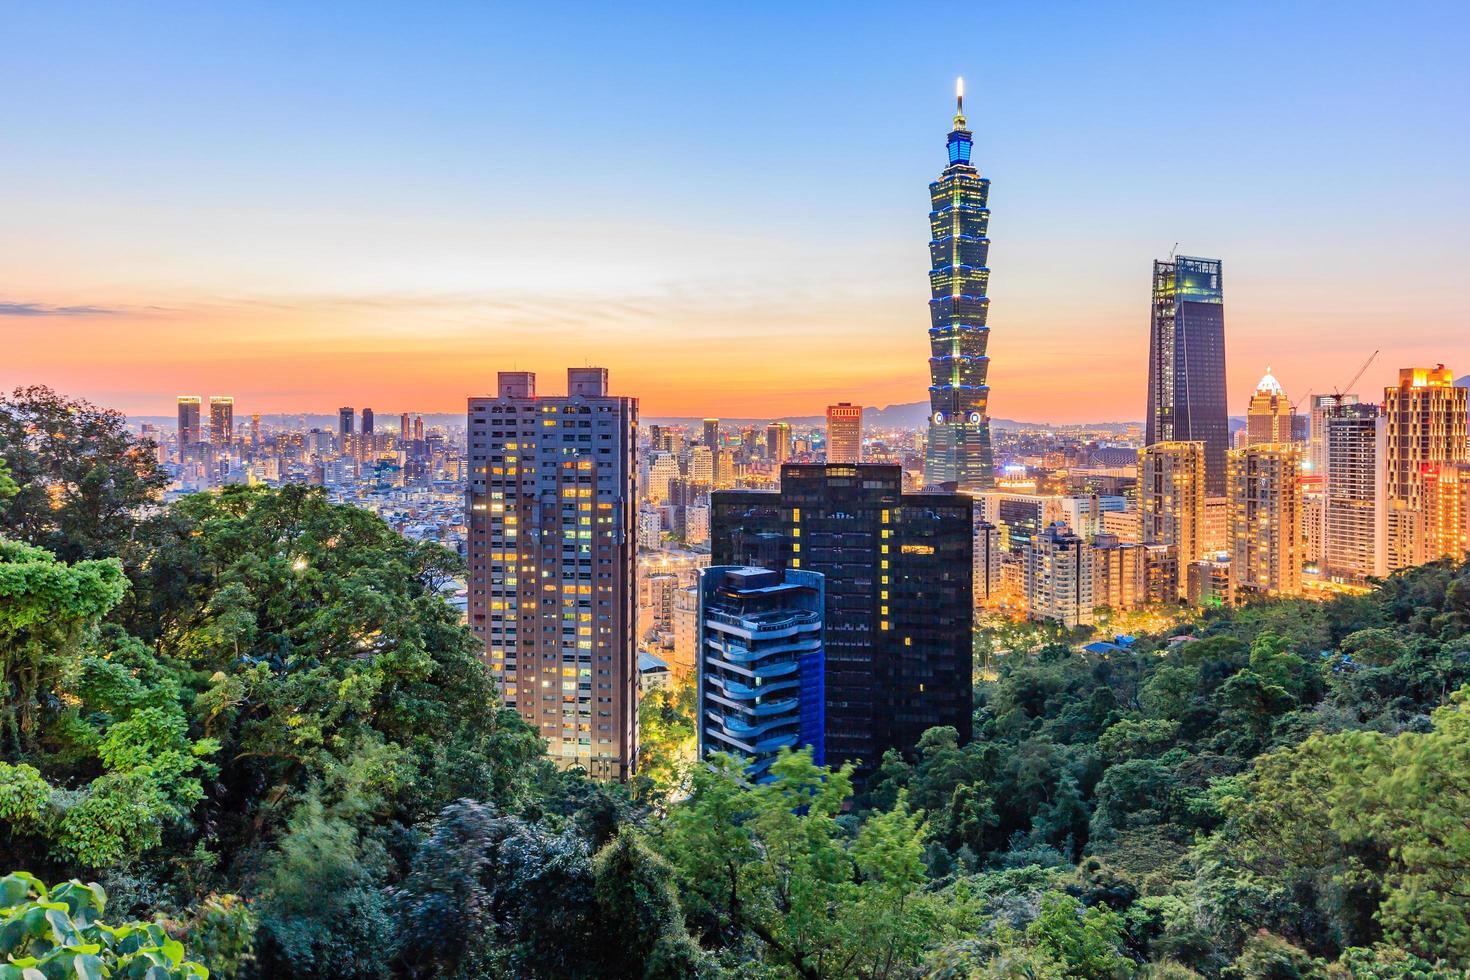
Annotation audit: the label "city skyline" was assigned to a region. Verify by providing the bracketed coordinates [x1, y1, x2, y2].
[6, 4, 1468, 421]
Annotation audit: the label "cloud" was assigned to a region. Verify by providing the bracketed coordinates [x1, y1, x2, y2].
[0, 301, 125, 317]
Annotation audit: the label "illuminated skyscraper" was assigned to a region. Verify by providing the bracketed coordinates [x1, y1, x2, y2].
[176, 396, 202, 447]
[825, 403, 863, 464]
[1146, 256, 1229, 494]
[924, 79, 995, 492]
[1323, 403, 1384, 583]
[1382, 365, 1469, 569]
[1245, 369, 1295, 445]
[1227, 443, 1302, 597]
[208, 396, 234, 446]
[399, 412, 411, 441]
[467, 368, 638, 781]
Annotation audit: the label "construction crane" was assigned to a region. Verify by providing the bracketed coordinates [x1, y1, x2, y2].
[1327, 349, 1379, 410]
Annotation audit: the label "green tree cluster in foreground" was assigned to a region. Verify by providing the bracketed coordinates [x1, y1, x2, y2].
[3, 385, 1470, 978]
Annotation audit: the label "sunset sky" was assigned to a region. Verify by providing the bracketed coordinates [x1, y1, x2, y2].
[5, 2, 1468, 423]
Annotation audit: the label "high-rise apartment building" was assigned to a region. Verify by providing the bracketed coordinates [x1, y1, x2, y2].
[467, 368, 638, 781]
[974, 519, 1002, 605]
[1227, 444, 1303, 597]
[826, 403, 863, 464]
[646, 453, 680, 504]
[1025, 523, 1093, 627]
[696, 566, 826, 781]
[1146, 256, 1229, 494]
[712, 463, 972, 769]
[924, 80, 995, 492]
[1139, 442, 1205, 596]
[1425, 462, 1470, 563]
[1382, 365, 1469, 569]
[208, 396, 234, 446]
[177, 396, 202, 447]
[1246, 369, 1296, 445]
[1323, 403, 1384, 582]
[1091, 534, 1145, 613]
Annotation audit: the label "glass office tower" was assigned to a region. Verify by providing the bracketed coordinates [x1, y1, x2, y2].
[924, 81, 995, 491]
[1146, 256, 1230, 495]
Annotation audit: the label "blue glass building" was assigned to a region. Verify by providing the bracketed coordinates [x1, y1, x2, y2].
[695, 566, 825, 781]
[924, 80, 996, 492]
[1146, 256, 1229, 495]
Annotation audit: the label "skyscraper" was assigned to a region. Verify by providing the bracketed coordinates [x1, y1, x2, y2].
[400, 412, 411, 442]
[712, 463, 973, 769]
[1227, 443, 1303, 597]
[467, 368, 638, 781]
[1139, 441, 1205, 597]
[338, 407, 355, 454]
[1245, 369, 1295, 445]
[1025, 523, 1094, 628]
[208, 396, 234, 446]
[177, 396, 202, 447]
[1381, 365, 1469, 569]
[1309, 393, 1358, 476]
[765, 422, 791, 464]
[825, 403, 863, 464]
[1146, 256, 1229, 495]
[924, 79, 994, 492]
[360, 407, 374, 457]
[1323, 403, 1384, 583]
[696, 565, 825, 781]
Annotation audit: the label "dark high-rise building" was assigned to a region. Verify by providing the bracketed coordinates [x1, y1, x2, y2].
[338, 407, 355, 453]
[712, 463, 973, 770]
[467, 368, 638, 781]
[924, 79, 994, 492]
[360, 408, 375, 458]
[1146, 256, 1229, 495]
[177, 396, 202, 447]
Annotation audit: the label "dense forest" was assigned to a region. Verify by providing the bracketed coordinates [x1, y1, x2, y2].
[3, 386, 1469, 978]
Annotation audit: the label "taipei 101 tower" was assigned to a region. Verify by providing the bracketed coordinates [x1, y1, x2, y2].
[923, 78, 995, 492]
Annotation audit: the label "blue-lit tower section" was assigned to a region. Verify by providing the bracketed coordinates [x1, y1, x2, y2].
[924, 79, 995, 492]
[696, 566, 824, 782]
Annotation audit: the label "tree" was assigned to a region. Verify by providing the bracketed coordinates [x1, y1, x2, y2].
[0, 386, 167, 561]
[0, 871, 210, 979]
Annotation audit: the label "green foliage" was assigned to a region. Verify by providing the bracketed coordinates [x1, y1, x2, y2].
[634, 679, 697, 809]
[0, 386, 168, 562]
[0, 870, 209, 978]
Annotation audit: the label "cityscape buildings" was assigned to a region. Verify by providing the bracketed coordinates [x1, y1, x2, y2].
[1323, 402, 1384, 582]
[712, 463, 973, 769]
[695, 565, 826, 781]
[1025, 523, 1093, 627]
[177, 396, 202, 448]
[208, 396, 234, 446]
[923, 80, 995, 492]
[467, 368, 638, 781]
[1146, 256, 1229, 495]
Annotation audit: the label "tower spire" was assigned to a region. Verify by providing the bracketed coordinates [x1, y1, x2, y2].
[954, 76, 966, 128]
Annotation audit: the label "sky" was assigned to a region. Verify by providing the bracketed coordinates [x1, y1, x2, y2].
[4, 1, 1468, 423]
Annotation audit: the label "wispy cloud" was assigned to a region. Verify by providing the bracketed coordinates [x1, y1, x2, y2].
[0, 301, 125, 317]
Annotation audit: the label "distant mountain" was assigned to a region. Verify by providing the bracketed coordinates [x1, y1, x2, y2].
[1458, 375, 1469, 388]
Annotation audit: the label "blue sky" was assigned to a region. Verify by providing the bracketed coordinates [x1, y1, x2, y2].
[4, 1, 1467, 419]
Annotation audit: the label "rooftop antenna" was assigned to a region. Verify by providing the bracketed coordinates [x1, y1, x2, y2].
[954, 76, 966, 127]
